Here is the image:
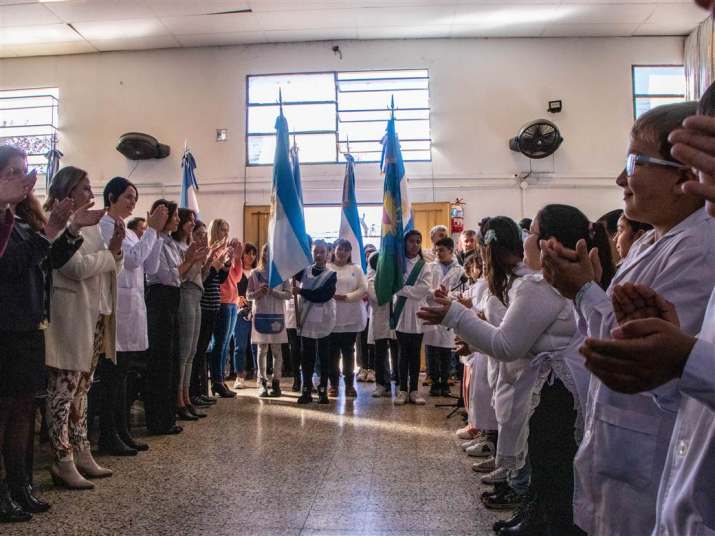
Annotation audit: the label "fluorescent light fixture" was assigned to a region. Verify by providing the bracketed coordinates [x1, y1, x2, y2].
[453, 6, 575, 29]
[0, 24, 81, 46]
[72, 19, 168, 40]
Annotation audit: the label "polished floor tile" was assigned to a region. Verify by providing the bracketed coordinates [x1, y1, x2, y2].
[5, 378, 505, 535]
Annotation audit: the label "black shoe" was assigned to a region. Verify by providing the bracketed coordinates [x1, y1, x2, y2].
[270, 380, 282, 397]
[9, 483, 50, 514]
[317, 387, 329, 404]
[482, 488, 523, 511]
[259, 381, 270, 398]
[176, 407, 199, 421]
[187, 405, 207, 418]
[481, 481, 510, 501]
[190, 396, 212, 408]
[198, 395, 218, 405]
[297, 389, 313, 404]
[98, 432, 138, 456]
[119, 432, 149, 452]
[497, 508, 546, 536]
[291, 378, 301, 392]
[0, 482, 32, 523]
[211, 382, 236, 398]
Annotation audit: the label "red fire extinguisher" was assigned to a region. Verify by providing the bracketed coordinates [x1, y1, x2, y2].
[450, 198, 465, 234]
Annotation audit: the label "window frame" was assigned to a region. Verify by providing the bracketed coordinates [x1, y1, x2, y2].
[631, 64, 686, 120]
[245, 69, 431, 167]
[0, 86, 59, 180]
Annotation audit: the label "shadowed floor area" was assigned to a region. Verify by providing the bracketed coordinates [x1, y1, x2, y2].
[6, 379, 504, 535]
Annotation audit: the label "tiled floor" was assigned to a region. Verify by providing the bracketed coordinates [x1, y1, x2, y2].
[7, 379, 504, 535]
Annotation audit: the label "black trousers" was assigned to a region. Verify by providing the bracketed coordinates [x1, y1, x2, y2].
[329, 331, 357, 388]
[191, 308, 217, 398]
[356, 321, 374, 369]
[98, 351, 144, 439]
[286, 328, 301, 382]
[426, 345, 452, 388]
[374, 338, 398, 388]
[396, 331, 423, 393]
[528, 377, 582, 534]
[300, 336, 330, 391]
[145, 285, 180, 434]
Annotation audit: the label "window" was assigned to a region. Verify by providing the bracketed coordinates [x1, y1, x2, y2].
[632, 66, 685, 119]
[246, 70, 430, 165]
[0, 87, 59, 179]
[304, 204, 384, 249]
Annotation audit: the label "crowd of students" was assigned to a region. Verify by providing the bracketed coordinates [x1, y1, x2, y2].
[2, 10, 715, 532]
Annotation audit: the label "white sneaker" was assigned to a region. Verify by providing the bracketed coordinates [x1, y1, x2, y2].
[372, 385, 389, 398]
[471, 456, 496, 473]
[481, 466, 508, 485]
[357, 369, 368, 382]
[409, 391, 426, 405]
[394, 390, 409, 405]
[366, 370, 376, 383]
[233, 377, 245, 389]
[456, 426, 477, 440]
[461, 431, 485, 451]
[465, 440, 495, 458]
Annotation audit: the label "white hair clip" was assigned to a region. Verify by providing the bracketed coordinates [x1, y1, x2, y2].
[483, 229, 498, 245]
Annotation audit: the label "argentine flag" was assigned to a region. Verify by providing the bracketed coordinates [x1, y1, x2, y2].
[267, 110, 313, 288]
[339, 154, 366, 272]
[180, 149, 200, 215]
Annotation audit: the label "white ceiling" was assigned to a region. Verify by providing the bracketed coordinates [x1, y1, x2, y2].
[0, 0, 708, 58]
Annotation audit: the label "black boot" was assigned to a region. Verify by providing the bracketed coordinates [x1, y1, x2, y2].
[270, 379, 282, 397]
[259, 380, 270, 398]
[0, 482, 31, 523]
[115, 370, 149, 451]
[498, 500, 546, 536]
[297, 387, 313, 404]
[494, 493, 535, 532]
[98, 395, 138, 456]
[211, 382, 236, 398]
[291, 377, 301, 393]
[317, 386, 329, 405]
[8, 482, 49, 514]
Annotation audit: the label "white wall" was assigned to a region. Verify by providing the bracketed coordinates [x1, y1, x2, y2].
[0, 36, 684, 236]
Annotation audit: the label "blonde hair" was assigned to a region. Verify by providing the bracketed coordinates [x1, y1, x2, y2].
[258, 243, 270, 272]
[208, 218, 229, 246]
[43, 166, 88, 211]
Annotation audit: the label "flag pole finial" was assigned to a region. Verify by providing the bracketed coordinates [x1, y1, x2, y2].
[278, 87, 284, 116]
[291, 131, 298, 151]
[390, 95, 395, 119]
[346, 136, 351, 156]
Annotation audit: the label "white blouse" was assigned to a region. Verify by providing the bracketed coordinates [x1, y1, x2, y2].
[393, 256, 432, 334]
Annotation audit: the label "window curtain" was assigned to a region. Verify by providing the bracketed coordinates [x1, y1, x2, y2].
[685, 17, 715, 100]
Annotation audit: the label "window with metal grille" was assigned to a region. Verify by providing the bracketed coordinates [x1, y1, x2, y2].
[632, 66, 685, 119]
[246, 69, 430, 165]
[0, 87, 59, 179]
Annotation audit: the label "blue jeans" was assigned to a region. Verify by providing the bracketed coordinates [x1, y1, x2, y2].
[209, 303, 238, 383]
[508, 458, 531, 496]
[232, 314, 253, 375]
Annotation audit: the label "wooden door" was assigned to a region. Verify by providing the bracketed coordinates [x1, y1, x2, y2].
[243, 205, 270, 253]
[412, 202, 451, 239]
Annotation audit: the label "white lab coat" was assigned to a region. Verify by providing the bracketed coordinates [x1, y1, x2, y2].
[247, 269, 291, 344]
[652, 288, 715, 536]
[297, 266, 336, 340]
[393, 256, 432, 334]
[573, 208, 715, 536]
[99, 215, 162, 352]
[443, 265, 577, 470]
[328, 262, 367, 333]
[424, 258, 465, 348]
[367, 266, 395, 343]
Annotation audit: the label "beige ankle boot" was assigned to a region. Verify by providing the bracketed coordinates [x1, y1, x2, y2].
[50, 459, 94, 490]
[74, 450, 113, 479]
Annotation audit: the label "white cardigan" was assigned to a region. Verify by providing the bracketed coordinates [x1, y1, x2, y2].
[45, 224, 122, 372]
[328, 262, 367, 333]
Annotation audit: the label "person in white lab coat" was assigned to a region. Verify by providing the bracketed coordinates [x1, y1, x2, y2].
[542, 101, 715, 536]
[579, 80, 715, 536]
[98, 176, 167, 455]
[366, 251, 398, 398]
[424, 236, 464, 397]
[393, 229, 432, 406]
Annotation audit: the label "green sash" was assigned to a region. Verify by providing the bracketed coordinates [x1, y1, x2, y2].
[390, 258, 426, 330]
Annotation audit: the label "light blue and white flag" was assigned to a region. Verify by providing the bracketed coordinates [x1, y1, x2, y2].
[339, 153, 366, 271]
[267, 107, 313, 288]
[180, 148, 200, 215]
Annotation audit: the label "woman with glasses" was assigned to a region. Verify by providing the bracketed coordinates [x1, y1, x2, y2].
[541, 101, 715, 536]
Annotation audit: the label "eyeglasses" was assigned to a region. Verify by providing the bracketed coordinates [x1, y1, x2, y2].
[626, 153, 687, 177]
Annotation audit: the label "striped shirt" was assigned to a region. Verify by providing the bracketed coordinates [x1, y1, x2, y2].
[200, 265, 229, 312]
